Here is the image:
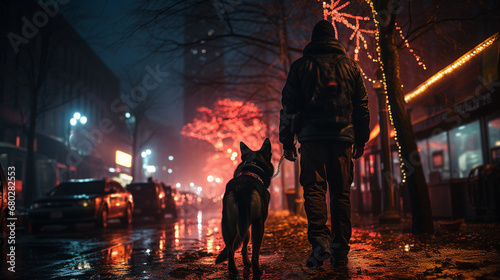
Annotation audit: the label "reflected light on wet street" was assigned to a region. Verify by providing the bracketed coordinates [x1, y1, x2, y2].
[2, 206, 224, 279]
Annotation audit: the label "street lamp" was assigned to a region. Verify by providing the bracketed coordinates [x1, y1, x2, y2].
[67, 112, 87, 180]
[142, 149, 154, 180]
[70, 112, 87, 127]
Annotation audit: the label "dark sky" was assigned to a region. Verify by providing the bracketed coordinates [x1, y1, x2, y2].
[64, 0, 185, 132]
[65, 0, 140, 76]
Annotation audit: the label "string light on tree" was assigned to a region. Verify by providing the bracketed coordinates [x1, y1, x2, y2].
[395, 23, 426, 70]
[321, 0, 427, 75]
[363, 0, 407, 183]
[321, 0, 376, 61]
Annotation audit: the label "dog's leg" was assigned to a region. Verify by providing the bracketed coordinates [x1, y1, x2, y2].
[227, 242, 238, 275]
[241, 230, 251, 268]
[221, 197, 239, 275]
[251, 220, 265, 275]
[222, 225, 238, 275]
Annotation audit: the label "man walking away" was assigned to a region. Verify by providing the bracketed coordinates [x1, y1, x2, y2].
[279, 20, 370, 268]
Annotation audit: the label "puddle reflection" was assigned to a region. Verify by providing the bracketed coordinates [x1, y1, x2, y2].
[2, 208, 224, 279]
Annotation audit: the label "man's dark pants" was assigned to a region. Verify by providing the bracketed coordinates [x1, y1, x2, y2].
[299, 140, 353, 258]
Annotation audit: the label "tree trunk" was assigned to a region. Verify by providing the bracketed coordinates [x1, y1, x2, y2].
[375, 0, 434, 234]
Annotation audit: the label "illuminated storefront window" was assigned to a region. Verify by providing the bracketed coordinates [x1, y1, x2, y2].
[449, 121, 483, 179]
[428, 132, 450, 182]
[488, 117, 500, 165]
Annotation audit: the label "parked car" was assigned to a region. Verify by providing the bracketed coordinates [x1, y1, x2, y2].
[28, 179, 133, 232]
[125, 179, 168, 220]
[161, 183, 178, 218]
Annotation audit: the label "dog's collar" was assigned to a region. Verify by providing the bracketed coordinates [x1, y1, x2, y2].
[242, 160, 266, 174]
[237, 171, 264, 185]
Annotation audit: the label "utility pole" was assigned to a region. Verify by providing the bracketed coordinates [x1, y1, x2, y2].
[374, 69, 401, 224]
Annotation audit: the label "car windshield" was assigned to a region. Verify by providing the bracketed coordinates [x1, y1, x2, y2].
[50, 181, 104, 196]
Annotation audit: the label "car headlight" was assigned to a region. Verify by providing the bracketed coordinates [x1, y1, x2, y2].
[78, 199, 94, 208]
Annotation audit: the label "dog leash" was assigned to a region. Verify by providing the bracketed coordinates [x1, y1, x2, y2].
[272, 139, 297, 179]
[271, 155, 285, 179]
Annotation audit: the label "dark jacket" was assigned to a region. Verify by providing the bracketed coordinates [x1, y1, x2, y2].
[279, 20, 370, 150]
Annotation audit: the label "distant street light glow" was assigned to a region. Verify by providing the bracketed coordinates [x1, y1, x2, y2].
[70, 112, 87, 126]
[146, 165, 156, 173]
[168, 155, 174, 161]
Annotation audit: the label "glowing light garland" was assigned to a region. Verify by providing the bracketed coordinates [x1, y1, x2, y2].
[363, 0, 406, 183]
[405, 33, 499, 102]
[322, 0, 376, 61]
[321, 0, 426, 76]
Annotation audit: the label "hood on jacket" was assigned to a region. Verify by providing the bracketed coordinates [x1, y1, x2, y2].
[303, 20, 346, 56]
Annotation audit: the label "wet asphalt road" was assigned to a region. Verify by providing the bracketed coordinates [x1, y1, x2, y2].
[3, 207, 500, 279]
[1, 206, 224, 279]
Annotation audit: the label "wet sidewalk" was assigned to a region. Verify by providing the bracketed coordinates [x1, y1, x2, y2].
[167, 211, 500, 279]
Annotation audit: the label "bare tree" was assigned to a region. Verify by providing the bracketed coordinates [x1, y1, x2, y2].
[2, 0, 94, 206]
[117, 67, 168, 180]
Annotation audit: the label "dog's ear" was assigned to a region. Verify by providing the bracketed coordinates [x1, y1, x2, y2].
[259, 138, 272, 158]
[240, 142, 252, 160]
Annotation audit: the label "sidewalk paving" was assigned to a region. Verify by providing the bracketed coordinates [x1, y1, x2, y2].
[169, 211, 500, 279]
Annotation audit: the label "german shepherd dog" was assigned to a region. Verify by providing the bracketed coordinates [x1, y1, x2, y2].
[215, 138, 274, 276]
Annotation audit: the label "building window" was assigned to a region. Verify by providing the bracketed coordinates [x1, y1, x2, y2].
[488, 118, 500, 148]
[488, 117, 500, 165]
[428, 131, 450, 181]
[449, 121, 483, 179]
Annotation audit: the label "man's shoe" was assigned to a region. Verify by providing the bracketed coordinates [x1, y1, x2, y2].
[331, 252, 348, 267]
[305, 247, 331, 268]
